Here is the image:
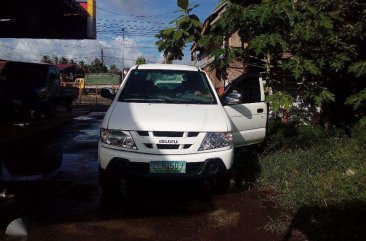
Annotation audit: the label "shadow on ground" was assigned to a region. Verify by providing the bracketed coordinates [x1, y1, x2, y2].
[232, 147, 261, 189]
[283, 201, 366, 241]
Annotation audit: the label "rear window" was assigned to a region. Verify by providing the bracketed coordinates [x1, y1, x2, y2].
[118, 69, 217, 105]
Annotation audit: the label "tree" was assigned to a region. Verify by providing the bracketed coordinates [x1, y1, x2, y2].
[156, 0, 202, 62]
[109, 64, 120, 74]
[60, 57, 69, 64]
[135, 56, 147, 65]
[53, 56, 59, 65]
[201, 0, 366, 125]
[41, 55, 52, 64]
[89, 58, 108, 73]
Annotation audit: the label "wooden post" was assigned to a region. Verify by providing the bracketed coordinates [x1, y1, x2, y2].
[95, 85, 98, 104]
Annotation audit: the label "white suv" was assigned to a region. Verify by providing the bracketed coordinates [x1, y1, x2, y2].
[98, 64, 267, 197]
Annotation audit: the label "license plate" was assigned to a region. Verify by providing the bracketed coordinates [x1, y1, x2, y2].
[150, 161, 186, 174]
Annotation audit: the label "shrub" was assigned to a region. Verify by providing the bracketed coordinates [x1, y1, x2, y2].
[264, 122, 325, 153]
[259, 125, 366, 210]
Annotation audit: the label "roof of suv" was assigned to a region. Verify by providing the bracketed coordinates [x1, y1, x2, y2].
[132, 64, 200, 71]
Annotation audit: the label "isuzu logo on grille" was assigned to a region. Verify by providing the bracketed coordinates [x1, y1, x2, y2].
[159, 140, 178, 144]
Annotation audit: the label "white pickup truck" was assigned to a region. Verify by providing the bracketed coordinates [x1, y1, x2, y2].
[98, 64, 267, 197]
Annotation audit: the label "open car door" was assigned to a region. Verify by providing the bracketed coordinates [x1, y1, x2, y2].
[223, 73, 267, 148]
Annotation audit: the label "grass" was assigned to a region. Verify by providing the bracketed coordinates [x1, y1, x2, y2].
[258, 123, 366, 211]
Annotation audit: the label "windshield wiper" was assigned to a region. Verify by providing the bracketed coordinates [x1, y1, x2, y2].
[175, 99, 211, 104]
[122, 98, 172, 103]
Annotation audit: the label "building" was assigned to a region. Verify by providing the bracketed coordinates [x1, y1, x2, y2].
[191, 2, 247, 93]
[0, 0, 96, 39]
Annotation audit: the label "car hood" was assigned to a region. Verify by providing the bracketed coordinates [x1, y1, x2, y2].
[105, 102, 230, 132]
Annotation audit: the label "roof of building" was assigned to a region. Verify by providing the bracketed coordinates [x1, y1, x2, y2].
[191, 1, 228, 52]
[55, 64, 77, 71]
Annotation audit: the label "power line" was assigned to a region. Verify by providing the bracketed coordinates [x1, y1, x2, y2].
[97, 18, 167, 25]
[87, 3, 179, 19]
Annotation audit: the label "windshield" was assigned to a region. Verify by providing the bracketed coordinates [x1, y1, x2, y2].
[1, 63, 48, 88]
[118, 69, 217, 104]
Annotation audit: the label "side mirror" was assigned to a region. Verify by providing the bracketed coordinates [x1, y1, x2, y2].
[100, 88, 116, 100]
[223, 95, 241, 105]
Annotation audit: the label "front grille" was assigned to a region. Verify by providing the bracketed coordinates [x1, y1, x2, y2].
[188, 132, 199, 137]
[137, 131, 149, 136]
[153, 131, 183, 137]
[134, 131, 202, 152]
[156, 144, 180, 149]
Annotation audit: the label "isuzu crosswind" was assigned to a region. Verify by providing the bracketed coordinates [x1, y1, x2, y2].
[99, 64, 267, 197]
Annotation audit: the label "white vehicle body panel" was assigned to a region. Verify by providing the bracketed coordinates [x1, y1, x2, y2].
[223, 75, 267, 147]
[224, 102, 267, 147]
[106, 102, 230, 133]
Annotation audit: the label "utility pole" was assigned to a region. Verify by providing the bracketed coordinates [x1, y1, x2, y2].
[121, 28, 125, 80]
[101, 48, 104, 66]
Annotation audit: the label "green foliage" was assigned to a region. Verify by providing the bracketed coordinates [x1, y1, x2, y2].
[282, 57, 321, 79]
[266, 91, 295, 113]
[41, 55, 52, 64]
[203, 0, 366, 123]
[60, 57, 68, 64]
[135, 56, 147, 65]
[108, 64, 120, 74]
[349, 61, 366, 77]
[304, 88, 335, 107]
[265, 122, 326, 152]
[249, 34, 288, 56]
[177, 0, 188, 10]
[155, 0, 202, 62]
[89, 58, 108, 73]
[351, 122, 366, 143]
[259, 124, 366, 210]
[345, 89, 366, 111]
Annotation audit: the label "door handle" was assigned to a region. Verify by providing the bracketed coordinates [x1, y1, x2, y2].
[257, 108, 264, 113]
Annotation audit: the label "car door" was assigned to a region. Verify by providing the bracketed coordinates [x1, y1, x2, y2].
[47, 67, 60, 96]
[223, 73, 267, 147]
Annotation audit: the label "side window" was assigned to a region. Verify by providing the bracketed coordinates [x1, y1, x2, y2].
[237, 77, 261, 103]
[225, 77, 261, 105]
[48, 68, 59, 86]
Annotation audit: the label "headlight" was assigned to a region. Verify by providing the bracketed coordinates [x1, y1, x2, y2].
[36, 88, 48, 98]
[100, 129, 137, 150]
[198, 132, 233, 151]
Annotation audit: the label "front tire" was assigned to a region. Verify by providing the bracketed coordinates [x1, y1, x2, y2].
[99, 167, 129, 199]
[211, 172, 231, 194]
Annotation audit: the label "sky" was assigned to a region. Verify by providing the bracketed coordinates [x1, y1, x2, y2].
[0, 0, 221, 69]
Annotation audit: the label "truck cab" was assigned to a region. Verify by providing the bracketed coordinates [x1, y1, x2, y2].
[0, 61, 60, 118]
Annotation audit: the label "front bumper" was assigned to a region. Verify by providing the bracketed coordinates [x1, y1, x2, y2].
[99, 143, 233, 180]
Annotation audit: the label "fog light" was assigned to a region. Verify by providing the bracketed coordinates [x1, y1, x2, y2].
[207, 162, 218, 173]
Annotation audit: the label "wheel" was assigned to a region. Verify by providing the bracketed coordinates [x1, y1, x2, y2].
[44, 102, 57, 118]
[65, 99, 73, 112]
[99, 167, 129, 199]
[33, 109, 45, 119]
[210, 173, 231, 194]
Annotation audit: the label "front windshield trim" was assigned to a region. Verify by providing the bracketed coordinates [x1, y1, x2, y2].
[118, 69, 218, 105]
